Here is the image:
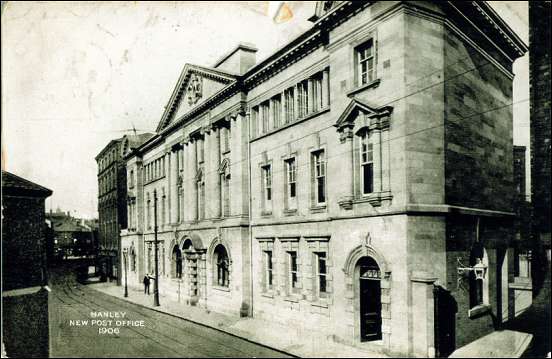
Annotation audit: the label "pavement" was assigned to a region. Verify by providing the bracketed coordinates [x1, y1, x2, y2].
[89, 281, 389, 358]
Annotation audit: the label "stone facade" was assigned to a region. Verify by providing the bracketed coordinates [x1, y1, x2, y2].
[120, 2, 527, 357]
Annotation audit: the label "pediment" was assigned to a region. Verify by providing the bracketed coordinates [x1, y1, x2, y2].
[335, 98, 393, 133]
[156, 64, 237, 132]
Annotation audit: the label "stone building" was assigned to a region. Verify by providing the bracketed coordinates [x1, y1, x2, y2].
[96, 133, 153, 282]
[529, 1, 551, 270]
[120, 2, 527, 357]
[2, 170, 52, 357]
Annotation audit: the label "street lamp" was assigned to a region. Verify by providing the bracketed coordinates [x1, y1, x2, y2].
[123, 248, 128, 298]
[153, 190, 160, 307]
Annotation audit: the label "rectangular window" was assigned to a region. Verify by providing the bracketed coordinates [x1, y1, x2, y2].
[223, 126, 230, 153]
[311, 73, 323, 112]
[198, 139, 205, 163]
[297, 80, 309, 118]
[262, 165, 272, 203]
[286, 158, 297, 208]
[357, 39, 375, 85]
[261, 101, 270, 134]
[284, 87, 295, 124]
[315, 252, 327, 298]
[288, 251, 299, 293]
[313, 150, 326, 204]
[361, 133, 374, 194]
[264, 250, 273, 291]
[272, 95, 282, 129]
[251, 106, 259, 137]
[129, 170, 134, 188]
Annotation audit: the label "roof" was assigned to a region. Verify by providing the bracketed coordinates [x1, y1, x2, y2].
[2, 171, 53, 198]
[95, 137, 124, 161]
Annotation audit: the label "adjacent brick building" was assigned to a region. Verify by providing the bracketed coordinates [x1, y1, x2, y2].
[96, 133, 153, 283]
[2, 170, 52, 357]
[120, 2, 527, 357]
[529, 1, 551, 267]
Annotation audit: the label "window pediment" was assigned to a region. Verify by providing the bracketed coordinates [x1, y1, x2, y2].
[334, 98, 392, 136]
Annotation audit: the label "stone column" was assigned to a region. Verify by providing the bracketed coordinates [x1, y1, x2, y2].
[214, 127, 222, 218]
[373, 127, 382, 193]
[411, 271, 437, 358]
[382, 128, 391, 194]
[188, 140, 198, 221]
[338, 126, 354, 210]
[169, 149, 179, 224]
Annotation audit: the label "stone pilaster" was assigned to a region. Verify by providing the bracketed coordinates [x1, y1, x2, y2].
[410, 271, 437, 358]
[338, 126, 354, 209]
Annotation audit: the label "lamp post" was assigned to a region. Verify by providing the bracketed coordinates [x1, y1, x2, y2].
[153, 190, 160, 307]
[123, 249, 128, 298]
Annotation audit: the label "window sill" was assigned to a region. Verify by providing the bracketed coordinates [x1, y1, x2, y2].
[310, 300, 329, 308]
[261, 210, 273, 217]
[346, 78, 381, 97]
[212, 285, 231, 292]
[283, 208, 298, 216]
[309, 204, 327, 213]
[354, 191, 392, 207]
[283, 295, 300, 303]
[251, 107, 330, 143]
[261, 291, 275, 299]
[468, 304, 491, 318]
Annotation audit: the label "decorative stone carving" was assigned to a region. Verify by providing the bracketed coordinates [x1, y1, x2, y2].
[187, 73, 203, 106]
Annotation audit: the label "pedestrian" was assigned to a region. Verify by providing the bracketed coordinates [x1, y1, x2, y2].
[143, 274, 150, 295]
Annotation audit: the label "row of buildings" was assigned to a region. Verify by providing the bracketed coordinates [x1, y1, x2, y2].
[95, 1, 549, 357]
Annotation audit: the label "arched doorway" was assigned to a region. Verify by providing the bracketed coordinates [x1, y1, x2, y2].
[356, 256, 382, 341]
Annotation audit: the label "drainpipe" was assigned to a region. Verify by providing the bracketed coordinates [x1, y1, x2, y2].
[247, 110, 254, 317]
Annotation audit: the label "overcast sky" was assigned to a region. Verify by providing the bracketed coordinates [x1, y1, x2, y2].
[1, 1, 530, 219]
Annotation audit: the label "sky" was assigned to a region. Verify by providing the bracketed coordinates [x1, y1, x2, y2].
[1, 1, 530, 219]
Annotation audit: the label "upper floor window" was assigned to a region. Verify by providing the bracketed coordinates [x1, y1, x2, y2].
[311, 72, 324, 113]
[222, 126, 231, 153]
[260, 101, 270, 134]
[262, 165, 272, 211]
[251, 106, 259, 137]
[360, 132, 374, 195]
[285, 158, 297, 209]
[198, 139, 205, 164]
[313, 150, 326, 204]
[297, 80, 309, 118]
[271, 95, 282, 129]
[129, 169, 134, 188]
[356, 38, 375, 86]
[284, 87, 295, 124]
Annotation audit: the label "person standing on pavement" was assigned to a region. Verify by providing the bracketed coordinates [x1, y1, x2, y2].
[143, 274, 150, 294]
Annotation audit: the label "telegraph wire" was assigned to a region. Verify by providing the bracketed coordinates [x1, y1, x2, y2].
[158, 56, 526, 186]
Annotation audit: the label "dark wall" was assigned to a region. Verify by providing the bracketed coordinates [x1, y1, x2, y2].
[529, 2, 551, 237]
[444, 29, 514, 212]
[2, 195, 47, 290]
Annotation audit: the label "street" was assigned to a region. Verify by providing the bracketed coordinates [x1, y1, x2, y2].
[48, 265, 289, 358]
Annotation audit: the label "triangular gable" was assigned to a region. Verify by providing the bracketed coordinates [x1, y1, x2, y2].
[334, 98, 393, 131]
[156, 64, 238, 132]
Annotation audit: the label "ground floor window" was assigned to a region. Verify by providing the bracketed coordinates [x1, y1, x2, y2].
[214, 245, 229, 287]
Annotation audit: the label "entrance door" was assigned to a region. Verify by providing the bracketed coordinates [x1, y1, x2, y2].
[359, 257, 382, 341]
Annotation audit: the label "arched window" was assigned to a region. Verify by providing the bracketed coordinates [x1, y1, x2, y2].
[469, 244, 489, 309]
[213, 244, 229, 287]
[172, 245, 183, 279]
